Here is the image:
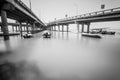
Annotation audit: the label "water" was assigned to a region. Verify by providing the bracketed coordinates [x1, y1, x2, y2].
[0, 31, 120, 80]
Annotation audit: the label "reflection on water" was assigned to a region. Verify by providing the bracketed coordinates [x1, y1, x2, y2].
[0, 31, 120, 80]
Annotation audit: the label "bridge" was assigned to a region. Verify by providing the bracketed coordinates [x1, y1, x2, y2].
[0, 22, 44, 33]
[0, 0, 45, 40]
[48, 7, 120, 33]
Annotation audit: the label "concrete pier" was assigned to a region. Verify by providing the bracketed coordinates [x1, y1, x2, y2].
[87, 23, 90, 33]
[32, 22, 35, 34]
[26, 23, 29, 33]
[62, 25, 64, 32]
[66, 24, 69, 32]
[58, 25, 60, 31]
[54, 26, 56, 31]
[12, 26, 14, 32]
[1, 10, 9, 40]
[19, 22, 23, 37]
[77, 23, 79, 33]
[81, 23, 84, 33]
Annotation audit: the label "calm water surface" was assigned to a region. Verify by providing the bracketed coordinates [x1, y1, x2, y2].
[0, 31, 120, 80]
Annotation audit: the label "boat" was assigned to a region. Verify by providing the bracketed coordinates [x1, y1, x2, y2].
[81, 33, 101, 38]
[101, 31, 115, 35]
[43, 32, 51, 38]
[23, 33, 33, 38]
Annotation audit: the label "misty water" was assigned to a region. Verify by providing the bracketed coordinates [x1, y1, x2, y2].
[0, 31, 120, 80]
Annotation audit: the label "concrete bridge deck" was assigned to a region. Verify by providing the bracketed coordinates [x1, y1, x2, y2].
[0, 0, 46, 40]
[48, 7, 120, 34]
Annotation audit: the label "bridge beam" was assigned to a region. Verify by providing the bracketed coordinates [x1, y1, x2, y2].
[1, 10, 9, 40]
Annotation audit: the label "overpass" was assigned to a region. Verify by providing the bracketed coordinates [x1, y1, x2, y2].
[48, 7, 120, 33]
[0, 0, 45, 40]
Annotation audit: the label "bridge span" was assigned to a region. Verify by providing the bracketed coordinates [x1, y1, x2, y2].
[0, 0, 45, 40]
[48, 7, 120, 33]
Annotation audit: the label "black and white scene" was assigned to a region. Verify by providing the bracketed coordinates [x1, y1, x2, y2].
[0, 0, 120, 80]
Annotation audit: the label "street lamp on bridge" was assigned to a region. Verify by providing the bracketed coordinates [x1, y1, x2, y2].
[29, 0, 32, 10]
[101, 4, 105, 9]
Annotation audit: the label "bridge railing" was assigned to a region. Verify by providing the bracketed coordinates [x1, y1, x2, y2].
[51, 7, 120, 24]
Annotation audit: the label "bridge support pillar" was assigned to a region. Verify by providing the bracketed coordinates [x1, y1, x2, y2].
[26, 23, 29, 33]
[0, 26, 1, 32]
[23, 26, 25, 32]
[54, 26, 56, 31]
[58, 25, 60, 31]
[12, 26, 14, 32]
[19, 22, 23, 37]
[66, 24, 69, 32]
[62, 25, 64, 32]
[32, 23, 35, 34]
[81, 23, 84, 33]
[15, 26, 17, 32]
[87, 23, 90, 33]
[1, 10, 9, 40]
[17, 26, 19, 32]
[50, 26, 52, 31]
[77, 23, 80, 33]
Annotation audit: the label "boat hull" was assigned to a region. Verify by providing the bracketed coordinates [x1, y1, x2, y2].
[82, 33, 101, 38]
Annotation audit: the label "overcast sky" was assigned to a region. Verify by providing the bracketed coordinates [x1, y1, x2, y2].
[21, 0, 120, 23]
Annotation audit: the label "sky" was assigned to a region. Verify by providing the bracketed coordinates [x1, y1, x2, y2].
[21, 0, 120, 23]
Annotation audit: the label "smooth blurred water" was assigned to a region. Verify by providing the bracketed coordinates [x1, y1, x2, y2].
[0, 31, 120, 80]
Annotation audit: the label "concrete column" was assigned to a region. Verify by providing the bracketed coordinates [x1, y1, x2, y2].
[54, 26, 56, 31]
[66, 24, 69, 32]
[0, 26, 1, 32]
[51, 26, 53, 31]
[62, 25, 64, 32]
[16, 26, 17, 32]
[1, 10, 9, 40]
[58, 25, 60, 31]
[77, 23, 79, 33]
[87, 23, 90, 33]
[81, 23, 84, 33]
[26, 23, 29, 33]
[19, 22, 23, 37]
[17, 26, 19, 32]
[50, 26, 52, 31]
[23, 26, 25, 32]
[32, 23, 35, 34]
[12, 26, 14, 32]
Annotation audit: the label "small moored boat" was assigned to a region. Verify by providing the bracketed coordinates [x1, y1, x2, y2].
[82, 33, 101, 38]
[23, 33, 33, 38]
[43, 32, 51, 38]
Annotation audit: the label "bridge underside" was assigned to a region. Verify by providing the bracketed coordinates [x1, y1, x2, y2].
[52, 14, 120, 26]
[0, 0, 45, 40]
